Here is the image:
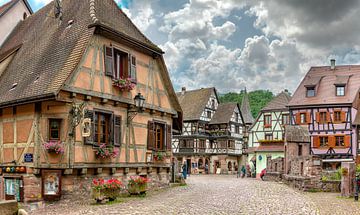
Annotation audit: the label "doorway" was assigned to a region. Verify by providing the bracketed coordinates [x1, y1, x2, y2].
[186, 159, 191, 174]
[4, 177, 24, 202]
[214, 161, 220, 174]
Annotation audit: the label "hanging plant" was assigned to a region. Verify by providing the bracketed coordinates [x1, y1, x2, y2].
[95, 144, 119, 159]
[43, 140, 64, 154]
[112, 78, 136, 91]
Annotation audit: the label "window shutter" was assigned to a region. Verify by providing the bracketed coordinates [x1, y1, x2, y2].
[147, 121, 155, 150]
[109, 114, 114, 145]
[166, 124, 172, 151]
[306, 112, 311, 124]
[316, 112, 320, 123]
[344, 135, 351, 148]
[129, 54, 137, 80]
[84, 110, 94, 145]
[326, 112, 331, 123]
[340, 111, 346, 122]
[313, 136, 320, 148]
[104, 46, 114, 77]
[295, 112, 301, 125]
[328, 136, 335, 148]
[114, 115, 122, 147]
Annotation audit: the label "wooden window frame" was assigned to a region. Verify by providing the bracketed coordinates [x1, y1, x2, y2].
[265, 133, 273, 141]
[264, 114, 271, 128]
[94, 111, 112, 146]
[281, 114, 289, 125]
[42, 169, 62, 201]
[104, 46, 137, 82]
[49, 119, 62, 141]
[319, 112, 327, 123]
[319, 136, 329, 148]
[300, 113, 306, 124]
[335, 85, 345, 97]
[335, 135, 345, 147]
[306, 86, 316, 97]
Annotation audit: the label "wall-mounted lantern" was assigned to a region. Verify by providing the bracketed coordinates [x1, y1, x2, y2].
[127, 93, 145, 125]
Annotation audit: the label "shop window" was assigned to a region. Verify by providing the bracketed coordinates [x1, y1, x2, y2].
[49, 119, 61, 140]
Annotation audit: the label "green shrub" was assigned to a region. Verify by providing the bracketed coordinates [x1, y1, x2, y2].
[321, 176, 328, 181]
[356, 165, 360, 173]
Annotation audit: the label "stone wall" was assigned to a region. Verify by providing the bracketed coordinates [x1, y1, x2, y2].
[266, 156, 284, 173]
[0, 200, 18, 215]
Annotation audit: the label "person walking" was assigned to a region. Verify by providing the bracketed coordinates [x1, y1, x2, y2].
[182, 161, 187, 179]
[241, 165, 246, 178]
[237, 165, 241, 178]
[205, 163, 209, 174]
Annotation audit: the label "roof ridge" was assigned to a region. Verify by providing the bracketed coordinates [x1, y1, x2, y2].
[176, 87, 214, 94]
[89, 0, 98, 23]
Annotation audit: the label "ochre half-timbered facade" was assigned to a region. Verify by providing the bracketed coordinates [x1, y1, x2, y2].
[247, 91, 291, 177]
[173, 88, 249, 174]
[289, 60, 360, 169]
[0, 0, 181, 202]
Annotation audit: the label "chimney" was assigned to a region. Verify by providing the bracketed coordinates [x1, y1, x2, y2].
[330, 59, 336, 70]
[181, 87, 186, 95]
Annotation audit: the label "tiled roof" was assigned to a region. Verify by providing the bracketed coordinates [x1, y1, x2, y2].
[289, 65, 360, 107]
[0, 0, 167, 107]
[176, 88, 216, 121]
[261, 91, 291, 112]
[210, 103, 238, 125]
[285, 125, 310, 143]
[240, 92, 254, 124]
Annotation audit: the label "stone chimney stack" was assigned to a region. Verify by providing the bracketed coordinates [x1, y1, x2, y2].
[181, 87, 186, 95]
[330, 59, 336, 70]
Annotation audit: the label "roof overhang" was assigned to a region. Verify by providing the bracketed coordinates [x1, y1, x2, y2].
[0, 93, 56, 108]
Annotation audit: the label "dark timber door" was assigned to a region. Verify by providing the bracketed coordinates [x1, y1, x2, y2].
[186, 159, 191, 174]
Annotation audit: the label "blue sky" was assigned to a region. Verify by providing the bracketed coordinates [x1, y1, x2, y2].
[2, 0, 360, 94]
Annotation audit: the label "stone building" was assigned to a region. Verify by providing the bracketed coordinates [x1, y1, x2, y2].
[172, 88, 251, 174]
[0, 0, 182, 203]
[0, 0, 32, 46]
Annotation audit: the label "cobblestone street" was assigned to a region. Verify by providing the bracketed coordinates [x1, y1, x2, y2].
[30, 175, 360, 215]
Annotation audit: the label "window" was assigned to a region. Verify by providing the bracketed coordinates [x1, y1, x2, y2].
[335, 136, 345, 147]
[319, 112, 327, 123]
[336, 85, 345, 96]
[155, 123, 165, 150]
[264, 115, 271, 128]
[148, 121, 171, 151]
[235, 125, 240, 134]
[306, 87, 315, 97]
[300, 113, 306, 124]
[207, 110, 211, 118]
[265, 133, 273, 141]
[320, 136, 328, 147]
[49, 119, 61, 140]
[104, 46, 136, 80]
[199, 140, 206, 148]
[298, 144, 302, 156]
[334, 111, 341, 122]
[23, 12, 27, 20]
[282, 114, 289, 125]
[94, 112, 111, 145]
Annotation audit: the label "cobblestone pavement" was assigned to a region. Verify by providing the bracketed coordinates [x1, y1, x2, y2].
[30, 175, 360, 215]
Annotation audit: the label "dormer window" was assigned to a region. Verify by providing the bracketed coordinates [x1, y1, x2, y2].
[306, 86, 315, 97]
[336, 85, 345, 96]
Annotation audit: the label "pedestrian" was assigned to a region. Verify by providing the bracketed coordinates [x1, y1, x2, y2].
[205, 163, 209, 174]
[182, 161, 187, 179]
[260, 168, 266, 181]
[241, 165, 246, 178]
[237, 165, 241, 178]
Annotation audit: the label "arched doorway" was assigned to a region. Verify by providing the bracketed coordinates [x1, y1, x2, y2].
[228, 161, 232, 171]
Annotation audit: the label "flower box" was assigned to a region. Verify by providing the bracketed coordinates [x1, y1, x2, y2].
[95, 144, 119, 159]
[127, 176, 149, 195]
[43, 141, 64, 154]
[92, 178, 124, 202]
[112, 78, 136, 91]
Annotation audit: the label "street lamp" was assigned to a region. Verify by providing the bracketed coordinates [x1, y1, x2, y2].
[127, 93, 145, 125]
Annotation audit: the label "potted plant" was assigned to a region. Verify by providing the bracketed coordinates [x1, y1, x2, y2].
[92, 178, 124, 202]
[92, 178, 105, 203]
[43, 140, 64, 154]
[153, 151, 166, 161]
[127, 176, 149, 195]
[112, 78, 136, 91]
[95, 144, 119, 159]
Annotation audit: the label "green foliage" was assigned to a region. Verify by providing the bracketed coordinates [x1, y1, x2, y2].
[219, 90, 274, 117]
[356, 165, 360, 173]
[321, 176, 328, 181]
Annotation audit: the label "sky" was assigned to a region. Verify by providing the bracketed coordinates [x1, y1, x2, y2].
[2, 0, 360, 94]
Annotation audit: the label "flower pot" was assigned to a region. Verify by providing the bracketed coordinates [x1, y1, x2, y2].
[92, 189, 104, 202]
[128, 183, 147, 195]
[103, 188, 120, 200]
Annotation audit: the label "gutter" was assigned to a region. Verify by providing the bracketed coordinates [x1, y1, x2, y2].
[0, 93, 56, 108]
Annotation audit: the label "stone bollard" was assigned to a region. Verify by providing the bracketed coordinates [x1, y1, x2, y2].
[341, 162, 355, 197]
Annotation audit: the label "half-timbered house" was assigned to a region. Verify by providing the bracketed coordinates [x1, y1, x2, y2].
[247, 91, 291, 177]
[0, 0, 182, 202]
[172, 87, 249, 174]
[289, 60, 360, 169]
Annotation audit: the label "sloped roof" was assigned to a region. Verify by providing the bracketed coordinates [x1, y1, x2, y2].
[0, 0, 32, 17]
[176, 88, 216, 121]
[210, 102, 239, 124]
[262, 91, 291, 112]
[240, 92, 254, 124]
[285, 125, 310, 143]
[353, 111, 360, 125]
[0, 0, 168, 108]
[289, 65, 360, 107]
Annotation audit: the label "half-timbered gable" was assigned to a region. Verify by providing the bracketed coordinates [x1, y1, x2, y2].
[247, 91, 291, 177]
[289, 61, 360, 167]
[0, 0, 181, 202]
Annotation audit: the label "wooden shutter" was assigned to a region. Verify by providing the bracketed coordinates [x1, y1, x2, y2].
[295, 112, 301, 125]
[147, 121, 155, 150]
[328, 136, 335, 148]
[114, 115, 122, 147]
[129, 55, 137, 80]
[166, 124, 172, 151]
[315, 112, 320, 123]
[340, 111, 346, 122]
[306, 112, 311, 124]
[104, 46, 114, 77]
[326, 112, 331, 123]
[313, 136, 320, 148]
[84, 110, 95, 145]
[344, 135, 351, 148]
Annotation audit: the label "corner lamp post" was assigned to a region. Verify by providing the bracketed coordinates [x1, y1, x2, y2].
[127, 93, 145, 125]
